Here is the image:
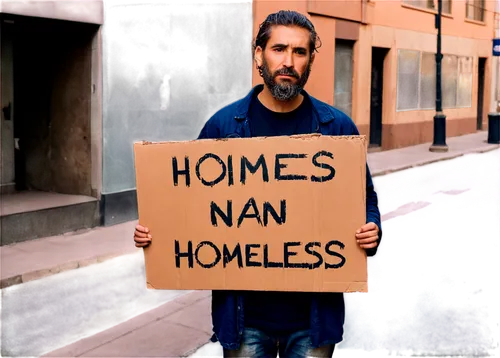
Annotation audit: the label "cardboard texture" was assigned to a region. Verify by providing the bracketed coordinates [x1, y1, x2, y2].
[134, 134, 368, 293]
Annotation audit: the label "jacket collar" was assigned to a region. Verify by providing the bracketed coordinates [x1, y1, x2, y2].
[234, 84, 335, 124]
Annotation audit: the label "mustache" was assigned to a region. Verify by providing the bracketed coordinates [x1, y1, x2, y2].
[273, 67, 299, 79]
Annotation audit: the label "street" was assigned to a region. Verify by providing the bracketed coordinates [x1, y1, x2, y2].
[340, 151, 500, 356]
[1, 149, 499, 357]
[374, 151, 500, 226]
[0, 252, 188, 357]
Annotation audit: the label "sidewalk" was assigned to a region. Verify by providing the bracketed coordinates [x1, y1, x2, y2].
[367, 131, 498, 176]
[2, 130, 499, 357]
[42, 290, 213, 358]
[0, 220, 139, 289]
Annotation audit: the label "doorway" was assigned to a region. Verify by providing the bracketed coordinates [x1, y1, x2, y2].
[477, 57, 486, 130]
[1, 18, 16, 194]
[370, 47, 388, 147]
[7, 15, 98, 195]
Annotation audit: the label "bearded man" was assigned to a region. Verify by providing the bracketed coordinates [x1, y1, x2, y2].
[134, 10, 382, 358]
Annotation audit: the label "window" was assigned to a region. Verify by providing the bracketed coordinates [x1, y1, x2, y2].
[334, 40, 354, 117]
[457, 57, 473, 107]
[396, 50, 473, 111]
[420, 52, 436, 109]
[402, 0, 435, 10]
[402, 0, 452, 14]
[442, 55, 458, 108]
[397, 50, 420, 111]
[442, 0, 452, 14]
[466, 0, 485, 22]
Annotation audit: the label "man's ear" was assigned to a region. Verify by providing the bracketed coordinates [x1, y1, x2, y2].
[254, 46, 263, 69]
[309, 52, 316, 67]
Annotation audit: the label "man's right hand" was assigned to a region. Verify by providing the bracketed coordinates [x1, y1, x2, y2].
[134, 224, 152, 248]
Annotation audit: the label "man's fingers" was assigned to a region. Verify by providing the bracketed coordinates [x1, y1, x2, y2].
[134, 236, 151, 243]
[135, 231, 151, 239]
[357, 237, 378, 245]
[356, 222, 378, 234]
[136, 224, 149, 233]
[356, 230, 378, 240]
[134, 224, 151, 248]
[134, 236, 151, 248]
[359, 242, 378, 249]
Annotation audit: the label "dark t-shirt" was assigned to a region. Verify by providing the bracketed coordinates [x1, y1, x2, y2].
[243, 95, 313, 335]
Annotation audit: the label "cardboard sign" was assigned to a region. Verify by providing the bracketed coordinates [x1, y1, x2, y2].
[134, 134, 368, 293]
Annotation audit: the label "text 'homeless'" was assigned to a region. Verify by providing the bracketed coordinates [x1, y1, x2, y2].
[175, 240, 346, 270]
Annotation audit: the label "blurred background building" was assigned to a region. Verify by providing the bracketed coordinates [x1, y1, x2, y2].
[1, 0, 497, 243]
[253, 0, 497, 150]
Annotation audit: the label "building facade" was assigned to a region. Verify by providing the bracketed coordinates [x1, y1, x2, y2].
[253, 0, 496, 149]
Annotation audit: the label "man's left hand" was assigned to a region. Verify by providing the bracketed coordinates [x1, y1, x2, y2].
[355, 222, 380, 250]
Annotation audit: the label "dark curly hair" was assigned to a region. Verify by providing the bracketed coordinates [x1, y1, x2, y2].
[253, 10, 322, 57]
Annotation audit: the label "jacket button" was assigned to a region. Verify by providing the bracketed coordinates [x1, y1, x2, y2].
[237, 306, 241, 310]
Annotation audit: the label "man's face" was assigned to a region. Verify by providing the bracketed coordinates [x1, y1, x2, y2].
[255, 25, 314, 101]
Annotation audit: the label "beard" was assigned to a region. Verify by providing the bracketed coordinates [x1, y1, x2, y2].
[260, 56, 312, 102]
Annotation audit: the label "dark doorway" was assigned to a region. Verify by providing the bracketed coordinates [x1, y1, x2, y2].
[477, 57, 486, 130]
[370, 47, 388, 147]
[10, 15, 98, 195]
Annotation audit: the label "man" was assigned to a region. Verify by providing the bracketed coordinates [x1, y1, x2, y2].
[135, 10, 382, 358]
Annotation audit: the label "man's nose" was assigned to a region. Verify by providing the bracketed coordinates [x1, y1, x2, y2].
[283, 51, 294, 67]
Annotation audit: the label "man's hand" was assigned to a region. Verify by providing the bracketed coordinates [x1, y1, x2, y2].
[134, 224, 152, 248]
[355, 222, 379, 250]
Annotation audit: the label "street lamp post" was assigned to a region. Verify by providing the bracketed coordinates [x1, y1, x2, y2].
[430, 0, 449, 152]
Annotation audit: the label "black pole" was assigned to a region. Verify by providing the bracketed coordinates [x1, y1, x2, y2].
[430, 0, 449, 152]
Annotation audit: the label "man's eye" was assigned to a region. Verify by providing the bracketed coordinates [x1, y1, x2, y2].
[274, 48, 284, 52]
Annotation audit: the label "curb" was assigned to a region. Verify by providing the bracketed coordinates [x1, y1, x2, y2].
[0, 250, 136, 290]
[371, 145, 500, 177]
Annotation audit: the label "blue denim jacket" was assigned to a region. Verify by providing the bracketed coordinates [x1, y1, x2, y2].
[197, 85, 382, 350]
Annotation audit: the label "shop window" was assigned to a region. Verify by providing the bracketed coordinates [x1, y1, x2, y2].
[420, 52, 436, 109]
[457, 57, 473, 107]
[442, 55, 458, 108]
[396, 49, 420, 111]
[396, 50, 472, 111]
[334, 40, 354, 117]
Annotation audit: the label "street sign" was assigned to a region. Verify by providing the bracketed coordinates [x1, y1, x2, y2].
[493, 39, 500, 56]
